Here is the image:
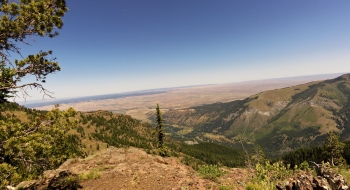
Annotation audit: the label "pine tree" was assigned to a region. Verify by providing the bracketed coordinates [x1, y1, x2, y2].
[0, 105, 85, 187]
[155, 104, 167, 157]
[0, 0, 68, 99]
[323, 131, 346, 166]
[0, 61, 13, 102]
[156, 104, 165, 148]
[0, 1, 86, 187]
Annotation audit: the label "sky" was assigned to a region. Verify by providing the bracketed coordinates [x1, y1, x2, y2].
[12, 0, 350, 102]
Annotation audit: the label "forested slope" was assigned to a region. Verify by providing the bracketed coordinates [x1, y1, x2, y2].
[158, 74, 350, 156]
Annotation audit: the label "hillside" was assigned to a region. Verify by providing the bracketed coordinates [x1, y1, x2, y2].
[0, 102, 246, 188]
[156, 74, 350, 156]
[3, 91, 350, 189]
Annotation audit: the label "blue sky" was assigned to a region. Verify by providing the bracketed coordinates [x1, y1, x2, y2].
[15, 0, 350, 101]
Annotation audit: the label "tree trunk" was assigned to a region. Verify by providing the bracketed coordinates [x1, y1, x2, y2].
[331, 157, 334, 166]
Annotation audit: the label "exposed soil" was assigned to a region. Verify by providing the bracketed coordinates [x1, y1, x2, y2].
[58, 147, 250, 190]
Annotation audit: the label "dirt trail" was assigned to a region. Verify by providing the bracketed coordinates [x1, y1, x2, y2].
[58, 147, 249, 190]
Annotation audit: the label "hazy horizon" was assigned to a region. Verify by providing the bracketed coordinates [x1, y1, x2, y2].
[11, 1, 350, 102]
[18, 72, 346, 105]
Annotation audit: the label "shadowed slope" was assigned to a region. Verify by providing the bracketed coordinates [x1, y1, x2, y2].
[158, 74, 350, 156]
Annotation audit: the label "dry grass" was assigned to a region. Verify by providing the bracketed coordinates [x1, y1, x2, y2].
[247, 82, 317, 111]
[177, 127, 194, 135]
[203, 133, 236, 143]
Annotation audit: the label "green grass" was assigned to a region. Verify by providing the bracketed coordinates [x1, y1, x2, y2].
[338, 168, 350, 182]
[78, 170, 101, 180]
[219, 184, 235, 190]
[197, 164, 226, 182]
[246, 182, 274, 190]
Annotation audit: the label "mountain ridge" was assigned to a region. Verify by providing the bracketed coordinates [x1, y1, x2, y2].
[156, 73, 350, 156]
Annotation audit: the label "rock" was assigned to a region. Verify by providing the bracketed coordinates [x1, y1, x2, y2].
[6, 186, 16, 190]
[154, 157, 168, 164]
[15, 180, 37, 189]
[312, 176, 330, 190]
[296, 175, 314, 190]
[285, 181, 294, 190]
[276, 183, 284, 190]
[15, 170, 82, 190]
[276, 162, 348, 190]
[326, 173, 348, 190]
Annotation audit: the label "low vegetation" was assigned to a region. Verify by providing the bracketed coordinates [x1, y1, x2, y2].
[0, 103, 85, 187]
[197, 164, 226, 182]
[79, 170, 101, 180]
[247, 161, 293, 190]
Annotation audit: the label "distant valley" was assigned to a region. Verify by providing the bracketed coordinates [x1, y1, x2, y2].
[31, 73, 343, 122]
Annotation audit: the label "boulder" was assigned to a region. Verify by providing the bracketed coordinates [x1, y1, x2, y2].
[276, 162, 349, 190]
[9, 170, 81, 190]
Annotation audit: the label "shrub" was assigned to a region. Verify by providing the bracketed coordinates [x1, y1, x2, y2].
[247, 161, 293, 190]
[220, 184, 235, 190]
[197, 164, 226, 182]
[246, 182, 274, 190]
[79, 170, 100, 180]
[255, 161, 292, 182]
[300, 161, 309, 171]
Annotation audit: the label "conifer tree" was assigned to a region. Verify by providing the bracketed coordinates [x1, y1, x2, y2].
[156, 104, 165, 149]
[0, 1, 87, 187]
[323, 131, 346, 166]
[155, 104, 167, 157]
[0, 0, 68, 100]
[0, 105, 85, 187]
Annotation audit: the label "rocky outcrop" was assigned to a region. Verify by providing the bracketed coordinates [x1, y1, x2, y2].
[276, 162, 349, 190]
[7, 170, 81, 190]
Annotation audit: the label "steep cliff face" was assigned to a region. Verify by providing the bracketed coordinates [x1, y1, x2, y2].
[155, 74, 350, 156]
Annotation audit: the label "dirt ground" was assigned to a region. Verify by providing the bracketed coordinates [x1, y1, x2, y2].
[58, 147, 250, 190]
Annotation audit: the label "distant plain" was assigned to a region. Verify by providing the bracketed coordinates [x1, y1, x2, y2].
[34, 73, 344, 121]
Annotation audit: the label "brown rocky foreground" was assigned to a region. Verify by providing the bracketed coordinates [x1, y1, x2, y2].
[10, 147, 250, 190]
